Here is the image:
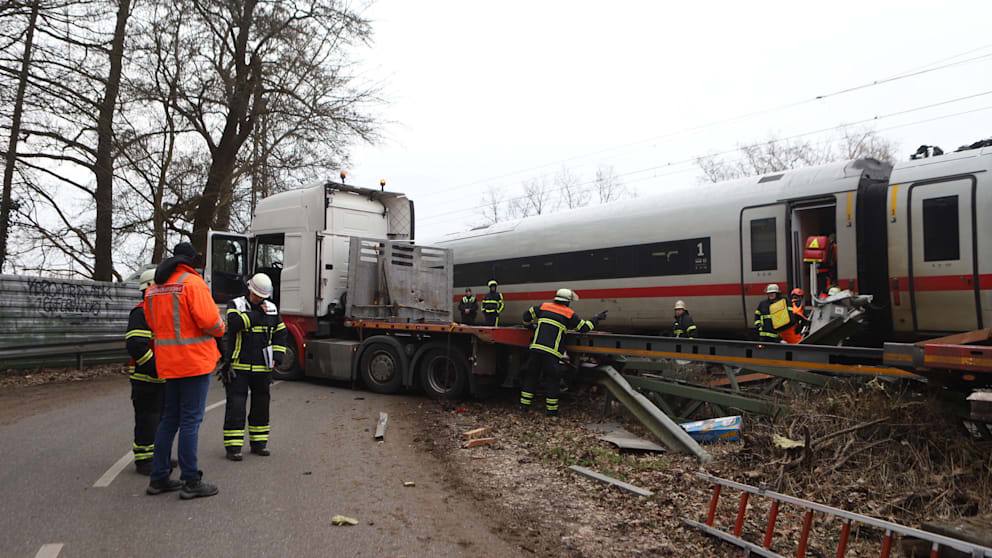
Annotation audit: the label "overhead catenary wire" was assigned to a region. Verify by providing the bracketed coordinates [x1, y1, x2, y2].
[415, 43, 992, 202]
[418, 95, 992, 226]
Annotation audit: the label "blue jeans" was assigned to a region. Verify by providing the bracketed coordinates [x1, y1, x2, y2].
[151, 373, 211, 482]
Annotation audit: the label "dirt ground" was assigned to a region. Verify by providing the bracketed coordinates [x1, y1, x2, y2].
[409, 379, 992, 557]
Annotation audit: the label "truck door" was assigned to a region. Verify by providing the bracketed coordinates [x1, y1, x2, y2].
[908, 176, 981, 332]
[740, 205, 788, 328]
[206, 231, 250, 304]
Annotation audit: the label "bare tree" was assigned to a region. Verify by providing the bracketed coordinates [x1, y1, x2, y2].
[555, 166, 589, 209]
[155, 0, 381, 254]
[507, 176, 555, 219]
[0, 0, 136, 280]
[0, 0, 38, 272]
[477, 184, 504, 226]
[696, 127, 898, 183]
[594, 165, 634, 203]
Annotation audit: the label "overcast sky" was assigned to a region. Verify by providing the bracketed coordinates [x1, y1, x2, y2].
[345, 1, 992, 240]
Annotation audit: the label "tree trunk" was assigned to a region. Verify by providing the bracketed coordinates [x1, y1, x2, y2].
[92, 0, 132, 281]
[191, 139, 240, 254]
[0, 1, 39, 273]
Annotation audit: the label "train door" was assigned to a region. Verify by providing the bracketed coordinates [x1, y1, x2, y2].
[740, 205, 787, 327]
[788, 199, 837, 298]
[908, 176, 981, 332]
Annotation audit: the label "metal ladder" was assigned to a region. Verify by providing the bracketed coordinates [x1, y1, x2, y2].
[685, 473, 992, 558]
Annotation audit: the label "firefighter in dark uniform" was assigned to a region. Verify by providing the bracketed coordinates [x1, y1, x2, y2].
[671, 300, 697, 338]
[126, 269, 165, 475]
[219, 273, 288, 460]
[481, 280, 504, 326]
[754, 283, 788, 341]
[458, 288, 478, 324]
[519, 289, 606, 416]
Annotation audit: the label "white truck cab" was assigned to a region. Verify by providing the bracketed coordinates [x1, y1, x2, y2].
[206, 180, 414, 319]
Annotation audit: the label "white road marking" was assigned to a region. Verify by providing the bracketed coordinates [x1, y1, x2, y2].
[93, 381, 284, 488]
[93, 451, 135, 488]
[35, 543, 64, 558]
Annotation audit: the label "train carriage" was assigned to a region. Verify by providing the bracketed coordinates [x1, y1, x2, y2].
[437, 145, 992, 340]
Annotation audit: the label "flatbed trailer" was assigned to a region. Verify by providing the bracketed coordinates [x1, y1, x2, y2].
[309, 319, 991, 399]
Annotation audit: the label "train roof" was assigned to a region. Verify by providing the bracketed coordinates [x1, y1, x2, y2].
[434, 158, 890, 251]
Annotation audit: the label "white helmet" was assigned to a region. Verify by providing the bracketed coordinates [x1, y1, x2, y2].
[674, 300, 687, 310]
[138, 269, 155, 291]
[247, 273, 274, 299]
[827, 287, 841, 296]
[765, 284, 781, 294]
[554, 288, 577, 303]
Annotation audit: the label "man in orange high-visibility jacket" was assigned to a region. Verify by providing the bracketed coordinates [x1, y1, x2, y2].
[144, 242, 226, 500]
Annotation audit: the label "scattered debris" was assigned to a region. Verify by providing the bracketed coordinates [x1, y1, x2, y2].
[331, 515, 359, 526]
[374, 412, 388, 440]
[595, 426, 666, 452]
[454, 406, 468, 414]
[968, 391, 992, 421]
[679, 415, 742, 443]
[462, 427, 490, 439]
[403, 481, 416, 487]
[773, 434, 805, 449]
[302, 471, 312, 476]
[568, 465, 654, 497]
[462, 437, 496, 449]
[354, 396, 365, 400]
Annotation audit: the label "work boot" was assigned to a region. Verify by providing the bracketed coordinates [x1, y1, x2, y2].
[250, 444, 270, 457]
[146, 477, 183, 495]
[180, 473, 218, 500]
[135, 461, 153, 476]
[546, 410, 559, 419]
[225, 448, 243, 461]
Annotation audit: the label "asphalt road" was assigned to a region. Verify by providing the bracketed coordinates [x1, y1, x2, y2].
[0, 375, 520, 558]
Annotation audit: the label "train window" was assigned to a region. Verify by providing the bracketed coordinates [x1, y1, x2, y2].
[750, 218, 777, 271]
[922, 196, 960, 261]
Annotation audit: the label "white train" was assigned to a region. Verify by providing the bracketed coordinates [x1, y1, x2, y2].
[435, 143, 992, 340]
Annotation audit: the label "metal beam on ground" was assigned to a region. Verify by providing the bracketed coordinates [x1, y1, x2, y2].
[593, 366, 712, 463]
[627, 375, 787, 417]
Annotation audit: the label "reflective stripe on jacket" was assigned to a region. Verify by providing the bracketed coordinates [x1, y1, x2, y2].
[521, 301, 594, 358]
[125, 301, 162, 383]
[225, 296, 288, 372]
[672, 313, 697, 338]
[144, 263, 226, 378]
[481, 292, 504, 315]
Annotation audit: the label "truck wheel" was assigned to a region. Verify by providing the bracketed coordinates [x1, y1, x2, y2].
[272, 346, 303, 381]
[419, 347, 468, 400]
[359, 341, 405, 394]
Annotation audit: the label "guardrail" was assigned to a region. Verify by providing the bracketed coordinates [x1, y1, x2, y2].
[0, 274, 138, 369]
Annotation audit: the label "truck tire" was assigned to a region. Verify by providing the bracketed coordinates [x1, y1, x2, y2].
[272, 345, 303, 381]
[418, 346, 469, 400]
[359, 340, 405, 394]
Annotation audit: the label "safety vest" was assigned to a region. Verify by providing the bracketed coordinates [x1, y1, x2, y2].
[523, 302, 594, 358]
[780, 303, 808, 344]
[144, 264, 226, 378]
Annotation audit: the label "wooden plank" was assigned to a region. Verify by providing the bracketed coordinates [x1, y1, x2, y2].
[374, 412, 388, 440]
[462, 427, 490, 440]
[568, 465, 654, 497]
[462, 437, 495, 448]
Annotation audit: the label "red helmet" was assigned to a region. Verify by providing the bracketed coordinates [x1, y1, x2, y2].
[790, 288, 805, 297]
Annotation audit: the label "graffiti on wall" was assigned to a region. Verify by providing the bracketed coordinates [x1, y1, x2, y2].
[25, 278, 121, 317]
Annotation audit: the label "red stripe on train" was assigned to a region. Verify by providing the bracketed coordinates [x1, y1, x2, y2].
[454, 273, 991, 303]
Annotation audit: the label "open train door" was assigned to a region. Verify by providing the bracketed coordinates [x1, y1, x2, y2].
[908, 176, 982, 332]
[740, 204, 788, 328]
